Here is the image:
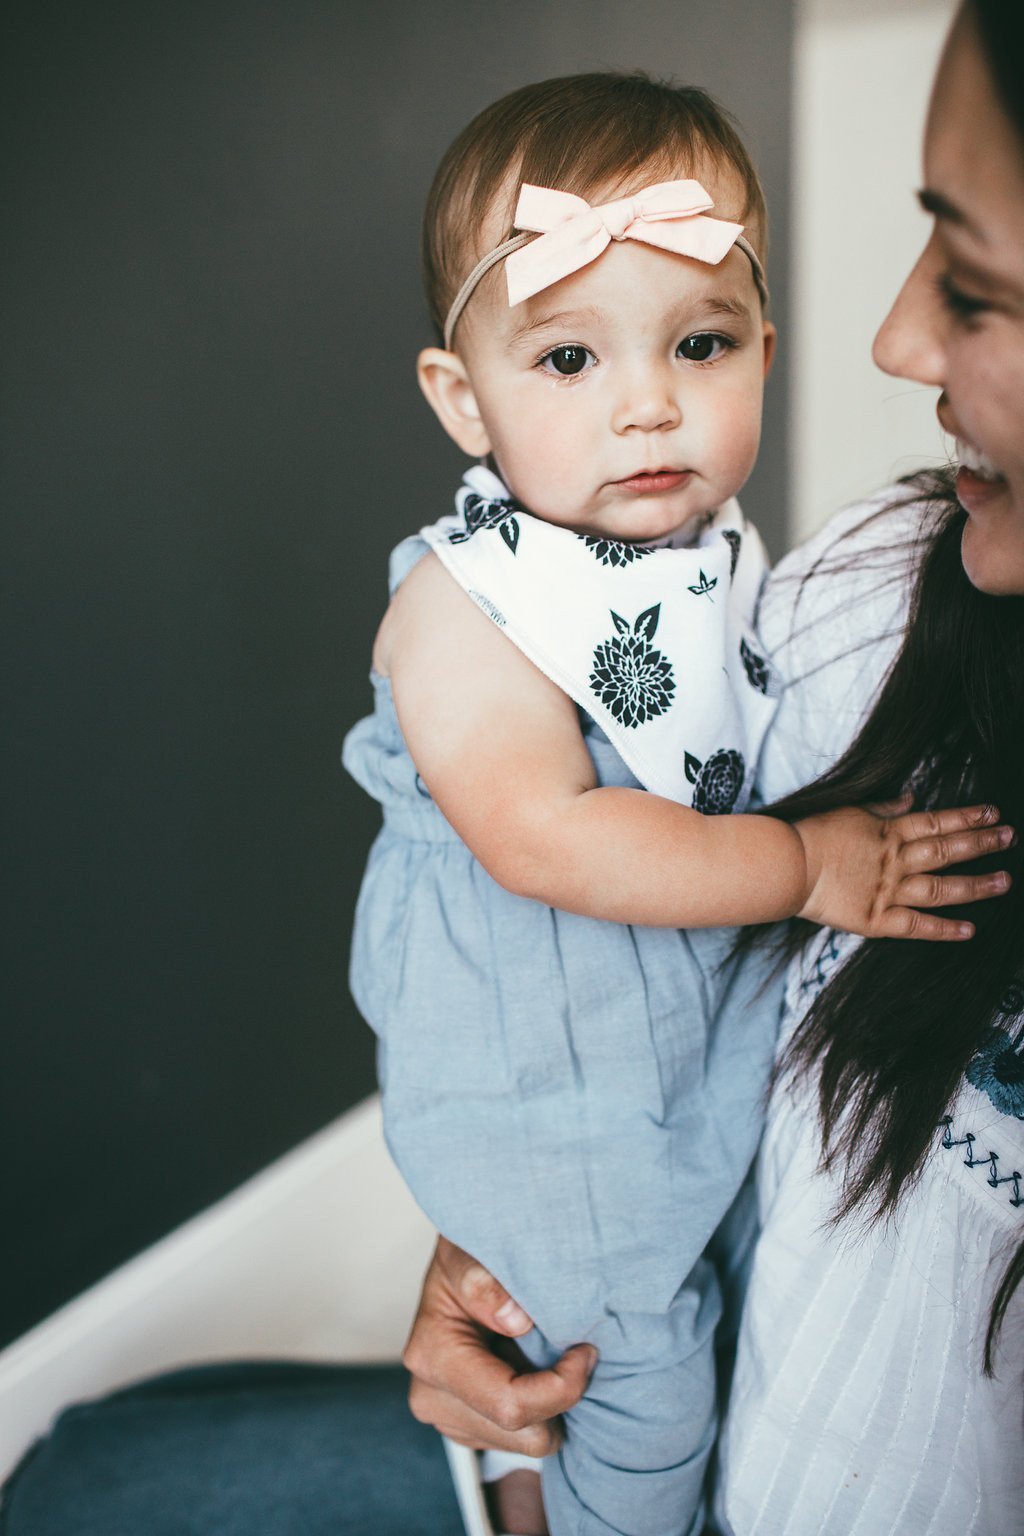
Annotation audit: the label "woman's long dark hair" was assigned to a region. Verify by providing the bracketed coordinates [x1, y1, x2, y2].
[768, 470, 1024, 1369]
[972, 0, 1024, 142]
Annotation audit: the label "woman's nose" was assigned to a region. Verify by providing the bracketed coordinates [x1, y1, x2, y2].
[611, 360, 682, 434]
[872, 240, 947, 387]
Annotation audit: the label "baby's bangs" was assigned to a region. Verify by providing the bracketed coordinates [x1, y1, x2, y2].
[469, 76, 762, 246]
[422, 73, 767, 341]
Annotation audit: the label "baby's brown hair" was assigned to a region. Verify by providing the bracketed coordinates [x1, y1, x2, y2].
[422, 72, 768, 345]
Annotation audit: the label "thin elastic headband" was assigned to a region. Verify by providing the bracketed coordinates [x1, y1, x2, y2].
[443, 179, 769, 349]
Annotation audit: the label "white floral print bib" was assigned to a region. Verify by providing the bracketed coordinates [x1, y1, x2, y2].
[420, 465, 779, 811]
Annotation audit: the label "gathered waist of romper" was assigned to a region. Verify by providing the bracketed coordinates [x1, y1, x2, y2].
[380, 798, 465, 845]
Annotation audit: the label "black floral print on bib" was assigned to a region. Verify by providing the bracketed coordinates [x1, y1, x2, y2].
[589, 605, 676, 728]
[684, 748, 745, 815]
[581, 534, 656, 568]
[449, 491, 521, 555]
[740, 637, 771, 694]
[688, 569, 718, 600]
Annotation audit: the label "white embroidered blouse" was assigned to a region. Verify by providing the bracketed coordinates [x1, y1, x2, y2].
[715, 495, 1024, 1536]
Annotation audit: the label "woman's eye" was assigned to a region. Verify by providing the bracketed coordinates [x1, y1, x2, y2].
[937, 272, 991, 321]
[540, 345, 595, 376]
[677, 332, 732, 363]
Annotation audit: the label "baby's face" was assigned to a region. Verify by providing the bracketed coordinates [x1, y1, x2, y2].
[454, 169, 774, 541]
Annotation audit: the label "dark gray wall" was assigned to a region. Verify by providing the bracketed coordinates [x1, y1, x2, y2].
[1, 0, 792, 1347]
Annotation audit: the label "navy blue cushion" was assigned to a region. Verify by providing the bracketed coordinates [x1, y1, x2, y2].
[1, 1361, 464, 1535]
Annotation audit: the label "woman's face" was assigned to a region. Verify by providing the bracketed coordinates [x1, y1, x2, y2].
[873, 6, 1024, 595]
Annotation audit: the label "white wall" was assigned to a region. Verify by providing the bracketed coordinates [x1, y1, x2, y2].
[791, 0, 958, 540]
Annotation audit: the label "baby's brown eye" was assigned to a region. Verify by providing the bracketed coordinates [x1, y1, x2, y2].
[548, 345, 589, 375]
[678, 333, 720, 362]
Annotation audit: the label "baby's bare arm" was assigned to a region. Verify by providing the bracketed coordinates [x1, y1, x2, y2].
[382, 556, 1011, 935]
[384, 555, 810, 925]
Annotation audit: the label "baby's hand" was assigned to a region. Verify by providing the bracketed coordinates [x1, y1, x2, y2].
[796, 801, 1014, 940]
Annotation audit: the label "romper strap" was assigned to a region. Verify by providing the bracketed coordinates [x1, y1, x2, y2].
[388, 535, 431, 597]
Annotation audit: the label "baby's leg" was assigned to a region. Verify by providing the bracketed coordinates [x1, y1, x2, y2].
[522, 1258, 720, 1536]
[482, 1451, 548, 1534]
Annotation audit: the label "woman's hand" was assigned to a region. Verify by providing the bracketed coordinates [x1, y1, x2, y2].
[796, 799, 1014, 939]
[403, 1237, 596, 1454]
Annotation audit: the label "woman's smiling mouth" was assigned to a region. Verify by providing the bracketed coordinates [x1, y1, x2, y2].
[955, 435, 1008, 512]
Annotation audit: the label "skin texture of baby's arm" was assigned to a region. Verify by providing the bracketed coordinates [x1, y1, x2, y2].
[378, 555, 1011, 937]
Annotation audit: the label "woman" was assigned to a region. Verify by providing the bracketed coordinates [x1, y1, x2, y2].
[401, 3, 1024, 1531]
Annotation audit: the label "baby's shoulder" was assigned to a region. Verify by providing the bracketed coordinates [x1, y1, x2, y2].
[373, 547, 441, 676]
[373, 546, 501, 678]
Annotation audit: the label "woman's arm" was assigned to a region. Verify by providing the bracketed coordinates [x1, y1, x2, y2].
[382, 554, 1011, 937]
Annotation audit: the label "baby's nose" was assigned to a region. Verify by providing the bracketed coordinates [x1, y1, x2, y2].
[612, 363, 682, 433]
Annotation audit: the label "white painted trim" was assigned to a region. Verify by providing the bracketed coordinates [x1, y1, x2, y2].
[0, 1094, 435, 1481]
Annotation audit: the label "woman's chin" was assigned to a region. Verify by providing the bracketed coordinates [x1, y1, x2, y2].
[959, 515, 1024, 595]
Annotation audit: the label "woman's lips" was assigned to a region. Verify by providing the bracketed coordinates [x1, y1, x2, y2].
[613, 470, 692, 494]
[953, 434, 1007, 513]
[951, 436, 1007, 513]
[956, 464, 1008, 513]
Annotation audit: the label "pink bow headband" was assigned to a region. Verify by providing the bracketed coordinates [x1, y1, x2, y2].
[443, 178, 768, 349]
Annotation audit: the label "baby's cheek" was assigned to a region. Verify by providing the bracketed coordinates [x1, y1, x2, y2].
[712, 410, 763, 495]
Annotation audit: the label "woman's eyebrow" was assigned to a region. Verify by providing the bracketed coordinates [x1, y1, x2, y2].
[917, 186, 984, 240]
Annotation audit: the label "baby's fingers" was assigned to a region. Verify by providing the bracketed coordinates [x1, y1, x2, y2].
[897, 869, 1012, 910]
[895, 803, 1000, 839]
[879, 908, 978, 941]
[897, 818, 1014, 873]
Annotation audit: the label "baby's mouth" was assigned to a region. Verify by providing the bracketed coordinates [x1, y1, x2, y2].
[612, 469, 692, 493]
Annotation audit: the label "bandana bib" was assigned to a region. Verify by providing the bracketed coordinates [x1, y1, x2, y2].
[421, 466, 779, 812]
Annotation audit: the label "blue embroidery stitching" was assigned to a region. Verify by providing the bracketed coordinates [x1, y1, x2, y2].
[800, 930, 843, 995]
[939, 1116, 1023, 1210]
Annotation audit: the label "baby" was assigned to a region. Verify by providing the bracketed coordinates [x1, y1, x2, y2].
[344, 72, 993, 1536]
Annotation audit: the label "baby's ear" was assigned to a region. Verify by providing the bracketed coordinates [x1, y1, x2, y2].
[417, 349, 492, 457]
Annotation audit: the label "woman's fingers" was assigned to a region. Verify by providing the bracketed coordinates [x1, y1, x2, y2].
[436, 1236, 535, 1336]
[898, 870, 1012, 909]
[405, 1301, 594, 1431]
[402, 1238, 595, 1452]
[406, 1332, 593, 1450]
[435, 1345, 594, 1437]
[896, 819, 1014, 873]
[408, 1380, 563, 1456]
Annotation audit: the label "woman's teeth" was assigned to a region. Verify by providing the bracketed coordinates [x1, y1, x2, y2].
[956, 438, 1002, 481]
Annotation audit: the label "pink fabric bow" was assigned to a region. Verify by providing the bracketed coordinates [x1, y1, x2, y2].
[504, 180, 745, 306]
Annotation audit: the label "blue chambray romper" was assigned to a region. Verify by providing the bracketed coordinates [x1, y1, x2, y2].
[344, 537, 783, 1536]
